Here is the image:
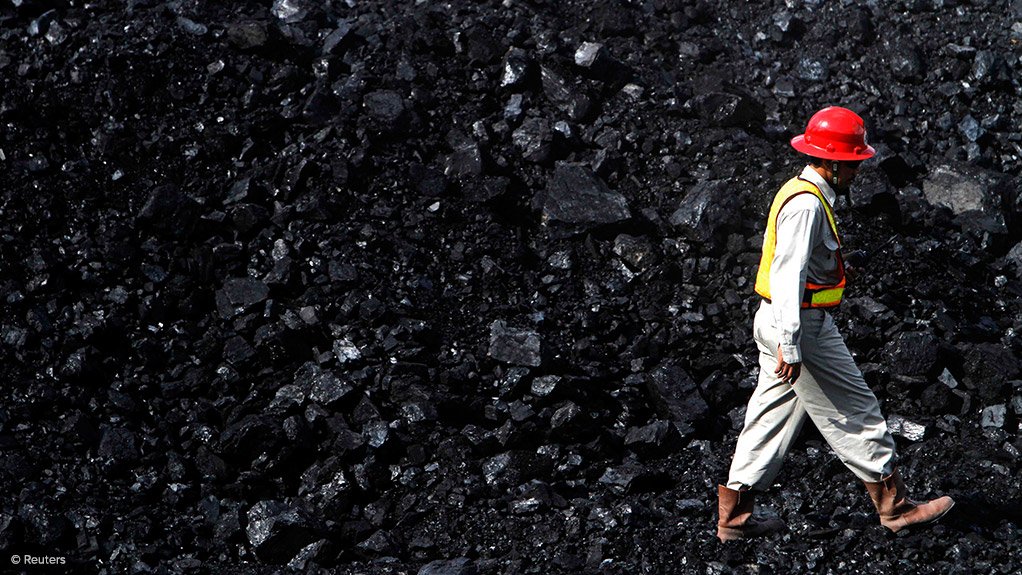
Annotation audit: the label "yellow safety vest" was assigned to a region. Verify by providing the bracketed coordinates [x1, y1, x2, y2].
[754, 177, 846, 308]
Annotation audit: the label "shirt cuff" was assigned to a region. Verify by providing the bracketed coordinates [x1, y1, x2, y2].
[780, 343, 801, 364]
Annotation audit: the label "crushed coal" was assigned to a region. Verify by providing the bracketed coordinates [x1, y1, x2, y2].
[3, 1, 1022, 574]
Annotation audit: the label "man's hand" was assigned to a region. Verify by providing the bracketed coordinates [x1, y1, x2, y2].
[843, 249, 867, 284]
[775, 345, 801, 384]
[843, 249, 868, 268]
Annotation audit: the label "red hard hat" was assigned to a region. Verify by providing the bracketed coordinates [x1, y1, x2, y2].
[790, 106, 875, 161]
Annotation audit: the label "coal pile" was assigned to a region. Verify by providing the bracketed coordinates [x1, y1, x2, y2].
[4, 1, 1022, 573]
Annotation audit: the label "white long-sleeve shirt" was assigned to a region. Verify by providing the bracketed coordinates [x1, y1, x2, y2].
[769, 166, 844, 363]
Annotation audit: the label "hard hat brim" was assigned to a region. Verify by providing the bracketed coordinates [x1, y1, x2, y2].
[790, 135, 876, 161]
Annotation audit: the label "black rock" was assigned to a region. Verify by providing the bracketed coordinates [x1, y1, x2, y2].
[223, 335, 256, 365]
[960, 343, 1020, 403]
[624, 420, 684, 457]
[849, 163, 897, 215]
[645, 361, 708, 433]
[219, 414, 283, 463]
[227, 20, 269, 49]
[512, 118, 553, 164]
[612, 234, 657, 272]
[363, 419, 390, 449]
[363, 90, 408, 134]
[534, 162, 630, 227]
[597, 462, 668, 494]
[500, 47, 533, 89]
[574, 42, 609, 70]
[550, 402, 583, 433]
[19, 502, 68, 547]
[795, 56, 829, 82]
[418, 558, 478, 575]
[981, 404, 1008, 428]
[921, 163, 1014, 236]
[445, 130, 485, 177]
[97, 425, 140, 470]
[357, 529, 397, 554]
[539, 64, 594, 121]
[135, 184, 200, 237]
[531, 375, 562, 397]
[409, 164, 449, 197]
[270, 0, 314, 23]
[488, 320, 542, 367]
[887, 415, 927, 442]
[686, 91, 764, 128]
[309, 371, 355, 406]
[882, 332, 940, 377]
[920, 383, 963, 415]
[464, 26, 502, 64]
[216, 277, 270, 319]
[574, 41, 630, 85]
[322, 19, 355, 55]
[669, 180, 741, 242]
[287, 539, 333, 571]
[246, 500, 321, 564]
[463, 176, 508, 203]
[888, 41, 924, 83]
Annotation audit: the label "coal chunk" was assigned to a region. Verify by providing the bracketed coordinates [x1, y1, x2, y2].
[669, 180, 741, 242]
[512, 118, 553, 164]
[500, 47, 532, 89]
[882, 332, 939, 377]
[597, 462, 668, 494]
[309, 371, 355, 406]
[363, 90, 407, 135]
[645, 361, 708, 433]
[534, 163, 630, 227]
[246, 500, 321, 564]
[981, 404, 1008, 428]
[887, 415, 926, 442]
[464, 26, 502, 64]
[574, 42, 609, 69]
[271, 0, 313, 23]
[216, 277, 270, 318]
[624, 420, 684, 456]
[612, 234, 657, 272]
[97, 426, 140, 470]
[960, 343, 1020, 402]
[227, 21, 269, 49]
[489, 321, 541, 367]
[922, 164, 1014, 236]
[418, 558, 478, 575]
[888, 42, 924, 82]
[539, 64, 593, 120]
[445, 130, 485, 177]
[687, 91, 764, 128]
[135, 184, 200, 237]
[531, 375, 562, 397]
[574, 41, 629, 84]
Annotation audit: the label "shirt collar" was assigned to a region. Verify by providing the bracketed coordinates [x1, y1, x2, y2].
[799, 165, 837, 207]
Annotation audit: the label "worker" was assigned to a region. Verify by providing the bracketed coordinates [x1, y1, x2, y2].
[716, 106, 955, 541]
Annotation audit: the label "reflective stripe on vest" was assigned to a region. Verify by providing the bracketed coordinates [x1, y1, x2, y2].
[754, 177, 846, 308]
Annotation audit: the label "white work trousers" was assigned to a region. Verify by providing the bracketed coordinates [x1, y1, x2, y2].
[727, 302, 897, 490]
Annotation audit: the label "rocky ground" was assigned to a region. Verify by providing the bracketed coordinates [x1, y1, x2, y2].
[2, 0, 1022, 573]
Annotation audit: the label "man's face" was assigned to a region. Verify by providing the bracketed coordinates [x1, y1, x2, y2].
[834, 159, 862, 191]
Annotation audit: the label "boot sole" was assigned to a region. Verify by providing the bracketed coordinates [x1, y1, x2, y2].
[717, 524, 785, 542]
[885, 499, 956, 533]
[717, 526, 747, 542]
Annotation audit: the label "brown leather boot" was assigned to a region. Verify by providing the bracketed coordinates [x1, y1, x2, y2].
[863, 469, 955, 533]
[716, 485, 786, 542]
